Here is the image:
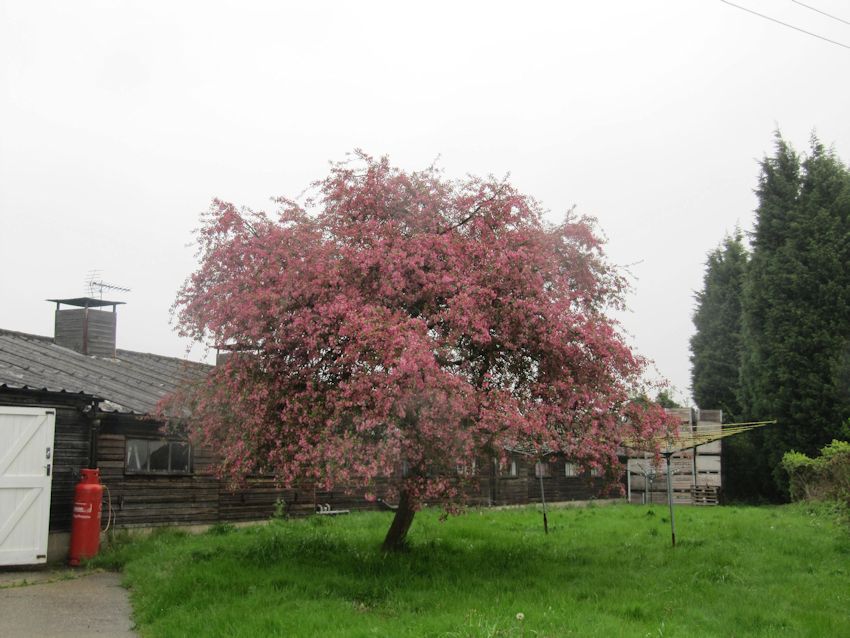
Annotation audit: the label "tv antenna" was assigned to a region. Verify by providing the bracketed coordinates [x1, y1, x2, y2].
[85, 270, 131, 299]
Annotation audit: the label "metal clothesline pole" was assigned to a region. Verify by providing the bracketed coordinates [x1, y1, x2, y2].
[539, 473, 548, 534]
[664, 451, 676, 547]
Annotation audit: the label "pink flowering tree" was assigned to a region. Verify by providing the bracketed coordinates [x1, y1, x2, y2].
[169, 153, 670, 551]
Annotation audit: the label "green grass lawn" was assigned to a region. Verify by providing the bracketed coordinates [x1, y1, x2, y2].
[94, 503, 850, 637]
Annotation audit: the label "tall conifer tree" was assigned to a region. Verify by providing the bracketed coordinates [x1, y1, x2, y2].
[690, 231, 747, 420]
[739, 134, 850, 498]
[690, 231, 752, 500]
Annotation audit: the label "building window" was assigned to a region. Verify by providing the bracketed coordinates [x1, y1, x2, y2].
[496, 457, 517, 477]
[564, 462, 577, 477]
[590, 466, 603, 478]
[534, 462, 550, 478]
[126, 439, 192, 474]
[456, 459, 477, 476]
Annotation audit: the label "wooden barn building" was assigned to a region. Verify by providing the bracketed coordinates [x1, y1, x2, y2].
[0, 298, 622, 566]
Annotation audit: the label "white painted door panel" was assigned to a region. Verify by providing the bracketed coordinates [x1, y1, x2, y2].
[0, 407, 56, 566]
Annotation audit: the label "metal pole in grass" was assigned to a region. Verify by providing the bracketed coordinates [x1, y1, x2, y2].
[664, 451, 676, 547]
[539, 473, 548, 534]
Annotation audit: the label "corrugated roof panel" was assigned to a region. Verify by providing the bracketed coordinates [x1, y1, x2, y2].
[0, 329, 211, 414]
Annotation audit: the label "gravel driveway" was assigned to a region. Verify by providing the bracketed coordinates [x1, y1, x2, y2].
[0, 569, 135, 637]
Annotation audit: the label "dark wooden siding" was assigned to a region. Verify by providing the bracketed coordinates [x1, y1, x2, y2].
[218, 478, 285, 521]
[487, 457, 528, 505]
[98, 414, 220, 527]
[51, 407, 90, 531]
[93, 415, 614, 529]
[0, 389, 93, 532]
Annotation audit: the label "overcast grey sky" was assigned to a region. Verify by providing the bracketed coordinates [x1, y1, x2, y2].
[2, 0, 848, 405]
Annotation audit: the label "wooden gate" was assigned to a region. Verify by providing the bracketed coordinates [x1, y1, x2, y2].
[0, 407, 56, 566]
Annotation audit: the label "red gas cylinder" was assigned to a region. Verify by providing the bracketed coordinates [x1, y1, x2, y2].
[69, 468, 104, 566]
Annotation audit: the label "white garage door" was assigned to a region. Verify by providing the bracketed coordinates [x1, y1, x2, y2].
[0, 407, 56, 566]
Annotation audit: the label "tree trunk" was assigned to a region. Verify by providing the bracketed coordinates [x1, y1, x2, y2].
[382, 490, 416, 552]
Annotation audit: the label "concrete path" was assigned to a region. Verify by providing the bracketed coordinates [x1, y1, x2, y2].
[0, 569, 135, 637]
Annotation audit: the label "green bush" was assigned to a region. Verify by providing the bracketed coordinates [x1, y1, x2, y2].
[782, 440, 850, 504]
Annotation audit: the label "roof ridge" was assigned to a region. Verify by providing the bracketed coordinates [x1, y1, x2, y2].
[116, 347, 212, 369]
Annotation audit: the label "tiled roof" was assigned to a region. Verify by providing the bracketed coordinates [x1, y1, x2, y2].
[0, 328, 210, 414]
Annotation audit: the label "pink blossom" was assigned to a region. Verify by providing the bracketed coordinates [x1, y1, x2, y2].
[162, 152, 671, 511]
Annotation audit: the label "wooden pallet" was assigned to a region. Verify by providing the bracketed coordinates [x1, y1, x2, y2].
[692, 485, 719, 505]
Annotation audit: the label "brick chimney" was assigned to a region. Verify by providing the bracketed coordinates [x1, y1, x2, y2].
[47, 297, 125, 358]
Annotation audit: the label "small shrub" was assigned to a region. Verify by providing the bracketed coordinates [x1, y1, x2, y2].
[782, 440, 850, 505]
[272, 497, 287, 520]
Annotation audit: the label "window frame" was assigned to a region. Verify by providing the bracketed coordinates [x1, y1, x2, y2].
[534, 461, 551, 478]
[495, 457, 518, 478]
[456, 459, 478, 476]
[125, 438, 193, 476]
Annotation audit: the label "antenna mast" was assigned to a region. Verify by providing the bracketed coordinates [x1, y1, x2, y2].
[85, 270, 131, 299]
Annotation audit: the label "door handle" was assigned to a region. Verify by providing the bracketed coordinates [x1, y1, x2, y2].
[45, 464, 51, 477]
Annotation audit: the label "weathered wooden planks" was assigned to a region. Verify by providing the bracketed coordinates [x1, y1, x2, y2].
[626, 408, 724, 505]
[54, 308, 117, 358]
[693, 485, 719, 505]
[93, 421, 619, 529]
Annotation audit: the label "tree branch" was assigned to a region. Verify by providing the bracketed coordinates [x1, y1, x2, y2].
[437, 187, 505, 235]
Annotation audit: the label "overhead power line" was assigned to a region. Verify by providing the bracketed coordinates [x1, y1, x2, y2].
[791, 0, 850, 27]
[720, 0, 850, 50]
